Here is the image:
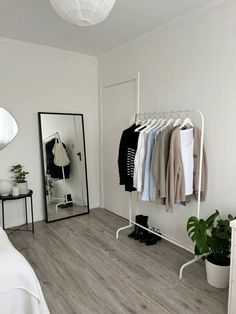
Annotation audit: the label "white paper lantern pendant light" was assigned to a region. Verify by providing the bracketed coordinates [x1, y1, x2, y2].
[49, 0, 116, 26]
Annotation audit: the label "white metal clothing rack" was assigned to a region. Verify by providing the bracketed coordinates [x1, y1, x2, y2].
[116, 109, 205, 279]
[43, 132, 72, 210]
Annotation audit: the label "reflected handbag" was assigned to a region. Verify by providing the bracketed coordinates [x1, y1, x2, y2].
[53, 137, 70, 167]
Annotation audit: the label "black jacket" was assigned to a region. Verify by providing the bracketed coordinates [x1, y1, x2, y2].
[118, 124, 140, 192]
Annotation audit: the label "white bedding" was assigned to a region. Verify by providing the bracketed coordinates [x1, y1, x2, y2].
[0, 227, 50, 314]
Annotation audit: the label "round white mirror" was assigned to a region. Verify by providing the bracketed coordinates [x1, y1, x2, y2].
[0, 108, 18, 151]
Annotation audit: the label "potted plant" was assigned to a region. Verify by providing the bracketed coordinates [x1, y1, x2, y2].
[187, 210, 235, 288]
[10, 164, 29, 194]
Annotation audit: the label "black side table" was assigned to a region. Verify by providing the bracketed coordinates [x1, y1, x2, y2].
[0, 190, 34, 235]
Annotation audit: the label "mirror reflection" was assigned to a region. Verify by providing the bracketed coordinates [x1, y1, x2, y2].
[0, 108, 18, 151]
[39, 113, 89, 222]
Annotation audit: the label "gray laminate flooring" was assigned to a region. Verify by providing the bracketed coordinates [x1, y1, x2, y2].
[10, 208, 228, 314]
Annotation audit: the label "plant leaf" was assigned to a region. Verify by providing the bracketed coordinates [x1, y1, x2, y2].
[187, 217, 209, 255]
[205, 210, 219, 228]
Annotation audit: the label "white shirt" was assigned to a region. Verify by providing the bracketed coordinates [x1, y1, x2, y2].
[180, 128, 194, 196]
[133, 130, 148, 192]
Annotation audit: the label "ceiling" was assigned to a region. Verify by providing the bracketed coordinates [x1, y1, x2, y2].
[0, 0, 221, 56]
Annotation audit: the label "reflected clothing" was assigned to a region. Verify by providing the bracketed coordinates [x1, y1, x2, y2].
[46, 139, 70, 179]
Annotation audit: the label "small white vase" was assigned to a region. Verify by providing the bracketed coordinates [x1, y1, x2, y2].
[0, 180, 12, 196]
[12, 185, 20, 197]
[205, 258, 230, 288]
[18, 182, 29, 194]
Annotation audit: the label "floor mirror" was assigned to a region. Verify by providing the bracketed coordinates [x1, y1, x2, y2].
[38, 112, 89, 222]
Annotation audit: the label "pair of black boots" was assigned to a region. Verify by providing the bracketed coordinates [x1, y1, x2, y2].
[58, 194, 73, 209]
[128, 215, 161, 246]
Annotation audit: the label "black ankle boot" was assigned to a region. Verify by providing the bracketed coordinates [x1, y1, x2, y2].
[139, 230, 150, 243]
[134, 215, 149, 241]
[138, 216, 149, 242]
[128, 215, 143, 238]
[145, 234, 159, 246]
[145, 228, 162, 246]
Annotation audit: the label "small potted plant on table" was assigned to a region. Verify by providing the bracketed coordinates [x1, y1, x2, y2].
[187, 210, 235, 288]
[10, 164, 29, 195]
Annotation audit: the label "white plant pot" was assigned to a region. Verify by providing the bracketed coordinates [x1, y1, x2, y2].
[0, 180, 12, 196]
[18, 182, 29, 194]
[12, 185, 20, 197]
[205, 258, 230, 288]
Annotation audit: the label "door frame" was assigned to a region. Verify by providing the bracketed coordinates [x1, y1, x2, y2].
[99, 73, 140, 208]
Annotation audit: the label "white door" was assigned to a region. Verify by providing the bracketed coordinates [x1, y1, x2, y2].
[101, 80, 137, 219]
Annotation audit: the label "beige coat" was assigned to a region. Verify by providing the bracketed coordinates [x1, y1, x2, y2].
[165, 127, 207, 211]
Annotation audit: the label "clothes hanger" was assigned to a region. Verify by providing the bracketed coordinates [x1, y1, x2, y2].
[146, 111, 168, 134]
[135, 113, 142, 126]
[140, 118, 157, 133]
[146, 118, 163, 134]
[142, 118, 158, 133]
[129, 114, 136, 126]
[135, 118, 152, 132]
[179, 110, 194, 129]
[155, 111, 167, 129]
[173, 118, 182, 127]
[163, 111, 174, 128]
[136, 112, 155, 132]
[157, 118, 167, 129]
[134, 112, 148, 130]
[145, 111, 164, 134]
[164, 118, 174, 128]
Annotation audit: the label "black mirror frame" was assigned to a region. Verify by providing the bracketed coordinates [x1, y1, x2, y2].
[38, 112, 90, 223]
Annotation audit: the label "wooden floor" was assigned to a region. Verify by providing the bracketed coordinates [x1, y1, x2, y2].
[10, 208, 228, 314]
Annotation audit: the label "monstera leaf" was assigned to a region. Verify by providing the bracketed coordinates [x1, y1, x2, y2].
[0, 107, 18, 151]
[187, 211, 220, 255]
[187, 217, 209, 255]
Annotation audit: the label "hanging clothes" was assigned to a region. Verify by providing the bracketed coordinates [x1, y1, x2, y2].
[117, 115, 208, 212]
[192, 127, 208, 200]
[133, 129, 148, 193]
[165, 127, 207, 211]
[118, 124, 140, 192]
[141, 127, 163, 201]
[180, 128, 194, 196]
[46, 139, 70, 179]
[140, 128, 158, 201]
[151, 126, 174, 200]
[149, 129, 163, 202]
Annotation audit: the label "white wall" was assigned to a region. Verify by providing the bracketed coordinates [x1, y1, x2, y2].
[0, 38, 99, 227]
[98, 0, 236, 249]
